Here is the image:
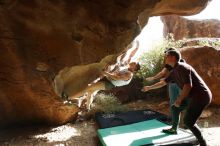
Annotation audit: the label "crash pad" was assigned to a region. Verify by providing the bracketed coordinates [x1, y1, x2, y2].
[95, 109, 170, 129]
[98, 119, 196, 146]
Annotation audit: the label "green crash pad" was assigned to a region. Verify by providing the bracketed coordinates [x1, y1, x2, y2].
[98, 119, 195, 146]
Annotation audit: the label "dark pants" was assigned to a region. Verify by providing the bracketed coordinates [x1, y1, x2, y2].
[183, 92, 212, 145]
[170, 98, 188, 129]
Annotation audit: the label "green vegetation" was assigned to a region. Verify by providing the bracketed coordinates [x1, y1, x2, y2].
[164, 33, 184, 49]
[197, 39, 220, 47]
[197, 40, 210, 46]
[135, 43, 165, 85]
[92, 93, 128, 113]
[135, 33, 182, 85]
[214, 41, 220, 46]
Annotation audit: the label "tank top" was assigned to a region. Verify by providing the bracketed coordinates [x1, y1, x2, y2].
[107, 67, 133, 87]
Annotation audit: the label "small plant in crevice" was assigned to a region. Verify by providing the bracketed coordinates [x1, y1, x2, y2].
[197, 40, 210, 46]
[164, 33, 184, 49]
[214, 41, 220, 46]
[197, 39, 220, 47]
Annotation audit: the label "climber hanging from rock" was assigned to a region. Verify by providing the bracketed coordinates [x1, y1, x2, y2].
[53, 41, 140, 110]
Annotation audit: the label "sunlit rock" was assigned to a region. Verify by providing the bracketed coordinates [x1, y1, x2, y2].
[0, 0, 209, 127]
[161, 15, 220, 40]
[180, 39, 220, 105]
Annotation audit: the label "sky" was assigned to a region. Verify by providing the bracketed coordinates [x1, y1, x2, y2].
[184, 0, 220, 20]
[131, 0, 220, 60]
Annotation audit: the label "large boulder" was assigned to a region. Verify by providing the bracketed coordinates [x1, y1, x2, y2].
[0, 0, 209, 127]
[180, 40, 220, 105]
[161, 15, 220, 40]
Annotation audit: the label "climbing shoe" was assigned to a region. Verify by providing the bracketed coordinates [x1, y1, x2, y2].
[162, 128, 177, 134]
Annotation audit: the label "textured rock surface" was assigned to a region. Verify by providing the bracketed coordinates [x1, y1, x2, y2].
[0, 0, 209, 127]
[180, 39, 220, 105]
[161, 15, 220, 40]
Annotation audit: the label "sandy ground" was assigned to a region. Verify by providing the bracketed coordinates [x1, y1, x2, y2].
[0, 97, 220, 146]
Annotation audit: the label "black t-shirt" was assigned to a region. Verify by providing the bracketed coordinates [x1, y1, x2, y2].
[165, 62, 211, 98]
[164, 64, 174, 82]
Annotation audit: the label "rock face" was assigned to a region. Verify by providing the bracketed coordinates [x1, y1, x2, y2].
[161, 15, 220, 40]
[180, 39, 220, 105]
[0, 0, 209, 127]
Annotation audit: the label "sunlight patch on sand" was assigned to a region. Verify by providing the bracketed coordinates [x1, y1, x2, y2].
[34, 125, 81, 142]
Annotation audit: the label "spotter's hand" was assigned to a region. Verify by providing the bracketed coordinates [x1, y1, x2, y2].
[145, 77, 154, 82]
[141, 86, 151, 92]
[173, 98, 182, 107]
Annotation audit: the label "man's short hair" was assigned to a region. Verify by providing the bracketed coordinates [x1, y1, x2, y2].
[164, 47, 176, 54]
[135, 62, 141, 71]
[166, 50, 181, 62]
[130, 62, 140, 71]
